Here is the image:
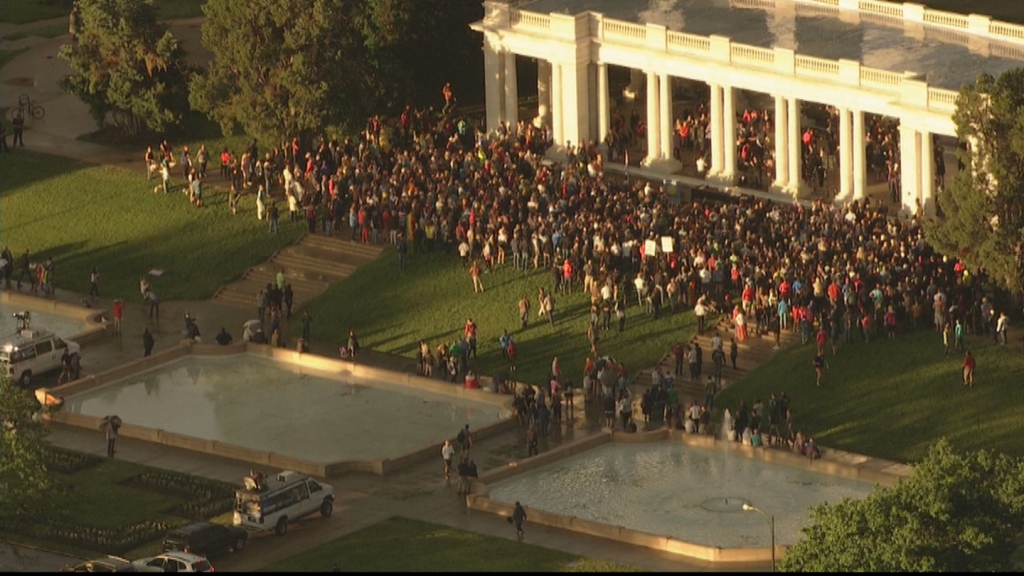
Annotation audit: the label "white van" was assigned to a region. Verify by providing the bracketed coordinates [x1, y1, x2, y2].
[232, 471, 334, 536]
[1, 328, 81, 387]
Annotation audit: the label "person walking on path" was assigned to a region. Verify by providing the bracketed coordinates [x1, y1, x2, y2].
[347, 329, 359, 358]
[511, 502, 527, 541]
[112, 298, 125, 335]
[145, 289, 159, 319]
[102, 417, 120, 457]
[962, 350, 976, 388]
[12, 112, 25, 147]
[526, 426, 538, 457]
[441, 440, 455, 486]
[694, 296, 707, 334]
[142, 328, 154, 357]
[88, 267, 100, 300]
[457, 424, 473, 456]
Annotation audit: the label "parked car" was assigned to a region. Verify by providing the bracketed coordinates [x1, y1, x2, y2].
[130, 552, 213, 573]
[1, 326, 81, 387]
[60, 556, 136, 572]
[162, 522, 248, 557]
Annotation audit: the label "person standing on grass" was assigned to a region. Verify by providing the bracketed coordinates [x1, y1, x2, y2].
[995, 312, 1009, 346]
[469, 260, 484, 293]
[962, 350, 976, 388]
[518, 293, 530, 328]
[813, 352, 827, 387]
[143, 327, 154, 357]
[268, 202, 280, 233]
[300, 310, 312, 343]
[954, 319, 965, 353]
[159, 159, 171, 194]
[942, 322, 952, 357]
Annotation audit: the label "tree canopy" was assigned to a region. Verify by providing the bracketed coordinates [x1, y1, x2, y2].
[0, 373, 53, 523]
[779, 439, 1024, 572]
[926, 68, 1024, 295]
[190, 0, 482, 145]
[59, 0, 192, 138]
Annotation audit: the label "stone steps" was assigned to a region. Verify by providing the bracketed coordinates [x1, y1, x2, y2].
[211, 233, 383, 310]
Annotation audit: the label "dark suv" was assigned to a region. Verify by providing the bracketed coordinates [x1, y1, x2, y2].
[162, 522, 248, 557]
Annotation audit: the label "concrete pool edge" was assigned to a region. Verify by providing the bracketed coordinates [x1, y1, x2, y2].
[467, 429, 910, 563]
[41, 340, 516, 478]
[2, 291, 108, 344]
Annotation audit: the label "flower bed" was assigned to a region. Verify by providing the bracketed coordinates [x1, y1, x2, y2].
[44, 446, 104, 474]
[20, 518, 185, 555]
[123, 471, 235, 521]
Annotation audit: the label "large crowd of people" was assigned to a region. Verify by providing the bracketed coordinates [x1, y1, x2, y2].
[139, 87, 1014, 445]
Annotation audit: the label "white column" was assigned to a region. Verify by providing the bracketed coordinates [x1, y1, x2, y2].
[722, 86, 737, 180]
[550, 62, 564, 147]
[560, 58, 590, 148]
[597, 63, 609, 143]
[645, 71, 660, 165]
[709, 83, 724, 175]
[483, 35, 502, 134]
[838, 108, 853, 202]
[852, 110, 866, 201]
[504, 51, 518, 128]
[773, 94, 789, 189]
[660, 73, 673, 161]
[921, 132, 935, 217]
[899, 124, 920, 217]
[535, 60, 550, 128]
[787, 97, 802, 195]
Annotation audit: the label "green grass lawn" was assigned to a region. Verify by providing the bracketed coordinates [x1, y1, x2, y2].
[0, 150, 303, 300]
[715, 330, 1024, 463]
[260, 516, 639, 572]
[297, 250, 695, 387]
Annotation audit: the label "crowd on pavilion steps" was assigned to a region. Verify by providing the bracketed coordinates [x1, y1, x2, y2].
[146, 86, 1015, 427]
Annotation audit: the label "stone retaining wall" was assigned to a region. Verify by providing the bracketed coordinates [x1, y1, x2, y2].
[43, 342, 514, 479]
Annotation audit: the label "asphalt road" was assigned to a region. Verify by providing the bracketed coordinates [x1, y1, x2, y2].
[0, 542, 80, 572]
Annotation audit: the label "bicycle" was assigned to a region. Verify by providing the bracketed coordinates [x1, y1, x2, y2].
[8, 93, 45, 122]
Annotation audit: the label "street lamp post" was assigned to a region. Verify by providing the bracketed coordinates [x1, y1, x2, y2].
[743, 502, 776, 572]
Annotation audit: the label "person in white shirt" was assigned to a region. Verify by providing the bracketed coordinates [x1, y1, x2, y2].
[441, 440, 456, 486]
[995, 312, 1009, 345]
[694, 297, 708, 334]
[710, 333, 723, 352]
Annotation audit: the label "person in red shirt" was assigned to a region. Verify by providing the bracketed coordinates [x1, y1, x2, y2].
[962, 350, 975, 388]
[815, 327, 828, 356]
[860, 311, 872, 343]
[884, 306, 898, 339]
[112, 298, 125, 335]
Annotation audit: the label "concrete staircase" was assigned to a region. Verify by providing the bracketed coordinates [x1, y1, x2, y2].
[212, 234, 385, 310]
[633, 315, 803, 405]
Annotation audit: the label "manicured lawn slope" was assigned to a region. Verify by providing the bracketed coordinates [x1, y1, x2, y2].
[298, 250, 697, 386]
[260, 517, 639, 572]
[0, 151, 303, 300]
[716, 330, 1024, 462]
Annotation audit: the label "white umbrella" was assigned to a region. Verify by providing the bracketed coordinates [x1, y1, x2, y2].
[243, 319, 262, 329]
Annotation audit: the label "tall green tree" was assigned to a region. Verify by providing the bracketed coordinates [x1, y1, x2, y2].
[926, 68, 1024, 295]
[58, 0, 192, 139]
[190, 0, 378, 145]
[0, 372, 53, 523]
[780, 439, 1024, 572]
[191, 0, 483, 145]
